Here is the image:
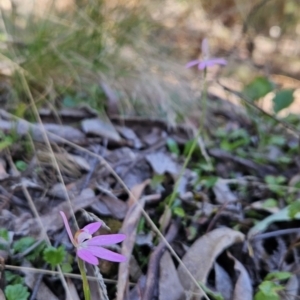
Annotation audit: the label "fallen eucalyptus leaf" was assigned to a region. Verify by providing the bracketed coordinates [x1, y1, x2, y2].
[159, 251, 185, 300]
[177, 227, 244, 299]
[81, 118, 121, 141]
[213, 178, 238, 204]
[227, 252, 253, 300]
[248, 205, 300, 238]
[214, 262, 233, 300]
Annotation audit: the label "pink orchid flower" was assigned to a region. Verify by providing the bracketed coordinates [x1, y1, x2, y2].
[60, 211, 126, 265]
[186, 38, 227, 70]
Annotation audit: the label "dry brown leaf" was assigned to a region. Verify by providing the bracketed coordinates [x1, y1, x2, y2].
[248, 200, 280, 214]
[116, 126, 143, 149]
[81, 118, 121, 141]
[159, 251, 185, 300]
[128, 179, 150, 207]
[177, 228, 244, 299]
[213, 178, 238, 204]
[122, 162, 151, 190]
[49, 183, 72, 199]
[18, 188, 98, 237]
[0, 258, 5, 298]
[91, 201, 112, 216]
[228, 253, 253, 300]
[0, 290, 5, 300]
[100, 194, 128, 219]
[129, 256, 143, 282]
[145, 152, 178, 175]
[65, 154, 90, 172]
[0, 119, 86, 144]
[141, 128, 166, 146]
[135, 232, 153, 247]
[42, 124, 86, 144]
[41, 188, 97, 233]
[0, 159, 8, 181]
[143, 220, 180, 300]
[214, 262, 233, 300]
[39, 107, 97, 120]
[159, 206, 172, 234]
[117, 180, 150, 300]
[280, 275, 299, 300]
[21, 261, 59, 300]
[128, 275, 147, 300]
[66, 278, 80, 300]
[101, 82, 120, 116]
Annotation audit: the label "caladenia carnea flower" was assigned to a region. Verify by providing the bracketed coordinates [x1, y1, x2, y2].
[60, 211, 126, 265]
[186, 38, 227, 70]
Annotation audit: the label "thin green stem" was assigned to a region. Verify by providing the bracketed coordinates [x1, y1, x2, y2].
[167, 69, 209, 209]
[78, 258, 91, 300]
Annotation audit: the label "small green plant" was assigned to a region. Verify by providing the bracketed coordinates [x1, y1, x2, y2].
[5, 284, 29, 300]
[242, 77, 295, 114]
[150, 174, 165, 191]
[5, 271, 24, 285]
[172, 206, 185, 218]
[15, 160, 28, 172]
[43, 245, 67, 269]
[243, 76, 274, 102]
[264, 175, 286, 197]
[0, 228, 10, 251]
[262, 198, 278, 209]
[219, 129, 251, 152]
[254, 271, 292, 300]
[13, 237, 35, 254]
[13, 237, 46, 262]
[288, 200, 300, 218]
[166, 138, 180, 156]
[273, 89, 295, 114]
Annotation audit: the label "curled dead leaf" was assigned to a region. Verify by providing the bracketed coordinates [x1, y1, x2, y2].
[177, 228, 244, 299]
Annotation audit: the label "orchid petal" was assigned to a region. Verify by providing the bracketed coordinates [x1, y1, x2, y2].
[86, 246, 126, 262]
[59, 211, 75, 245]
[201, 38, 209, 57]
[198, 61, 209, 70]
[87, 234, 126, 246]
[77, 249, 98, 265]
[82, 222, 102, 235]
[185, 60, 201, 68]
[198, 58, 227, 69]
[209, 58, 227, 65]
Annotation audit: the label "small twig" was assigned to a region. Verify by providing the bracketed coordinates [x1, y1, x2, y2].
[5, 264, 135, 285]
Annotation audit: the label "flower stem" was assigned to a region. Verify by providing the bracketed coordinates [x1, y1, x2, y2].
[167, 68, 210, 209]
[78, 258, 91, 300]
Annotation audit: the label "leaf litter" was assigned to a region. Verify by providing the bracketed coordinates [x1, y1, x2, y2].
[0, 97, 300, 300]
